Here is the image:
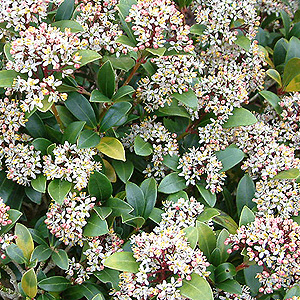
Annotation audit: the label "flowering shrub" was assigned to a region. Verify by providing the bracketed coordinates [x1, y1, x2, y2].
[1, 0, 300, 299]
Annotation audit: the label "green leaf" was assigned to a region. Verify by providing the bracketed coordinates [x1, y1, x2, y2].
[213, 210, 238, 234]
[6, 243, 27, 264]
[158, 172, 186, 194]
[197, 208, 220, 223]
[104, 252, 139, 273]
[121, 213, 145, 228]
[77, 50, 101, 67]
[162, 154, 179, 171]
[216, 229, 230, 264]
[196, 222, 216, 259]
[215, 146, 246, 172]
[273, 38, 288, 66]
[118, 0, 137, 43]
[4, 43, 14, 62]
[239, 206, 255, 226]
[197, 185, 216, 207]
[22, 269, 37, 298]
[97, 137, 126, 161]
[149, 207, 163, 224]
[234, 35, 251, 51]
[266, 69, 282, 87]
[280, 10, 291, 37]
[236, 174, 256, 215]
[215, 263, 237, 283]
[259, 91, 283, 114]
[222, 108, 257, 128]
[0, 209, 22, 235]
[52, 20, 83, 33]
[126, 182, 145, 216]
[15, 223, 34, 261]
[90, 90, 112, 103]
[94, 206, 112, 220]
[26, 113, 47, 138]
[62, 121, 86, 144]
[172, 90, 198, 109]
[98, 61, 115, 99]
[112, 85, 135, 101]
[56, 0, 74, 20]
[48, 179, 72, 205]
[83, 212, 109, 237]
[103, 56, 135, 72]
[285, 36, 300, 63]
[65, 92, 97, 128]
[38, 276, 71, 292]
[77, 130, 100, 149]
[94, 269, 119, 290]
[283, 57, 300, 88]
[134, 136, 153, 156]
[244, 265, 263, 294]
[179, 273, 213, 300]
[31, 174, 47, 194]
[0, 70, 17, 87]
[217, 279, 242, 295]
[25, 187, 42, 204]
[88, 171, 112, 201]
[273, 168, 300, 179]
[140, 178, 157, 219]
[32, 138, 52, 155]
[146, 47, 166, 56]
[112, 160, 134, 183]
[92, 294, 105, 300]
[190, 24, 206, 35]
[52, 249, 69, 270]
[184, 227, 198, 249]
[159, 99, 190, 118]
[31, 245, 52, 262]
[284, 284, 300, 299]
[106, 197, 133, 216]
[115, 35, 136, 48]
[99, 102, 132, 132]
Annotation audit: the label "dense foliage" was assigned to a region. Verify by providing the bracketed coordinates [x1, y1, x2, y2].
[1, 0, 300, 299]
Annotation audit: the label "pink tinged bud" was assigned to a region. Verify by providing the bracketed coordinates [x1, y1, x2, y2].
[1, 254, 6, 259]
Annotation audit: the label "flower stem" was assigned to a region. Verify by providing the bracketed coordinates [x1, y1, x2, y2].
[51, 103, 64, 132]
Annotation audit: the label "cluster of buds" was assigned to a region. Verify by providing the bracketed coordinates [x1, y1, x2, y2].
[137, 55, 203, 112]
[226, 216, 300, 294]
[255, 0, 298, 17]
[0, 198, 12, 229]
[125, 0, 194, 52]
[6, 23, 83, 111]
[122, 117, 178, 179]
[45, 192, 96, 246]
[178, 146, 226, 193]
[42, 141, 102, 190]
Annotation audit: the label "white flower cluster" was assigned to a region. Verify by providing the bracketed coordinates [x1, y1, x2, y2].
[122, 118, 178, 178]
[45, 192, 96, 246]
[125, 0, 194, 52]
[178, 146, 226, 193]
[43, 141, 102, 190]
[0, 198, 12, 229]
[4, 143, 42, 186]
[254, 179, 300, 218]
[75, 0, 126, 54]
[6, 23, 83, 112]
[67, 229, 123, 284]
[137, 55, 203, 112]
[113, 197, 210, 300]
[256, 0, 298, 16]
[214, 285, 255, 300]
[0, 233, 16, 260]
[226, 216, 300, 294]
[195, 0, 259, 45]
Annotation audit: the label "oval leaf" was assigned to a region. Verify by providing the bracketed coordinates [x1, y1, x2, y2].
[104, 252, 139, 273]
[21, 268, 37, 298]
[97, 137, 126, 161]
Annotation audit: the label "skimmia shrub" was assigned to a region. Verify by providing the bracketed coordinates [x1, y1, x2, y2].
[1, 0, 300, 299]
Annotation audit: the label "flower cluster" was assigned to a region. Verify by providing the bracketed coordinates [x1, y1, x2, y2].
[6, 23, 83, 111]
[75, 0, 126, 54]
[178, 146, 226, 193]
[45, 192, 96, 246]
[0, 198, 11, 229]
[253, 179, 300, 218]
[137, 55, 202, 112]
[195, 0, 259, 45]
[214, 285, 255, 300]
[0, 233, 16, 260]
[256, 0, 298, 16]
[125, 0, 194, 52]
[67, 229, 123, 284]
[122, 118, 178, 178]
[4, 143, 42, 186]
[43, 141, 102, 190]
[226, 216, 300, 294]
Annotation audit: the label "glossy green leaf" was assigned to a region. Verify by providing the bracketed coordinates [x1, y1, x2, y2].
[266, 69, 282, 86]
[77, 130, 100, 149]
[134, 136, 153, 156]
[48, 179, 72, 205]
[239, 206, 255, 226]
[65, 92, 97, 128]
[112, 85, 135, 101]
[98, 61, 115, 99]
[104, 252, 139, 273]
[88, 171, 112, 201]
[104, 56, 135, 72]
[158, 172, 186, 194]
[38, 276, 71, 292]
[213, 210, 238, 234]
[126, 182, 145, 216]
[140, 178, 157, 219]
[215, 146, 246, 172]
[15, 223, 34, 260]
[106, 197, 133, 216]
[94, 268, 119, 289]
[236, 174, 256, 215]
[215, 263, 237, 283]
[121, 213, 145, 228]
[56, 0, 75, 20]
[197, 185, 216, 207]
[259, 90, 283, 114]
[273, 168, 300, 179]
[62, 121, 86, 144]
[172, 89, 198, 109]
[94, 206, 112, 220]
[234, 35, 251, 51]
[31, 245, 52, 262]
[31, 174, 47, 194]
[0, 209, 22, 235]
[146, 47, 166, 56]
[25, 187, 42, 204]
[196, 222, 216, 259]
[77, 50, 101, 67]
[52, 20, 83, 32]
[179, 273, 213, 300]
[283, 57, 300, 88]
[97, 137, 126, 161]
[223, 108, 257, 128]
[244, 265, 263, 294]
[112, 160, 134, 183]
[184, 227, 199, 249]
[52, 249, 69, 270]
[285, 36, 300, 63]
[273, 38, 288, 66]
[197, 208, 220, 223]
[149, 207, 163, 224]
[21, 268, 37, 298]
[284, 284, 300, 299]
[32, 138, 52, 155]
[90, 90, 112, 103]
[162, 154, 180, 171]
[217, 279, 242, 295]
[159, 99, 190, 118]
[83, 211, 109, 237]
[91, 294, 105, 300]
[190, 24, 206, 35]
[216, 229, 230, 264]
[0, 70, 17, 87]
[6, 243, 27, 264]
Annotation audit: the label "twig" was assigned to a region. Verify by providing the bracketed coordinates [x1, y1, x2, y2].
[51, 103, 64, 132]
[43, 259, 56, 274]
